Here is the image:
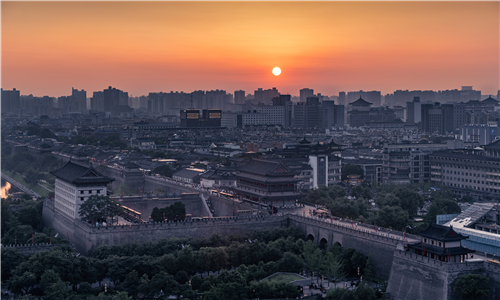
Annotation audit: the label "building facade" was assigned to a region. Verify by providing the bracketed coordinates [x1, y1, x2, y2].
[51, 160, 114, 220]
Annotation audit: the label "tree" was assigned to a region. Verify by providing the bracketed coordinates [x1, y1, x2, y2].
[454, 274, 491, 300]
[151, 201, 186, 222]
[424, 198, 461, 224]
[153, 165, 174, 177]
[121, 270, 139, 297]
[342, 164, 364, 181]
[372, 205, 410, 230]
[78, 195, 122, 223]
[1, 248, 26, 282]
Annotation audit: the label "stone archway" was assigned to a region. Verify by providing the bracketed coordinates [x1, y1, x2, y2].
[319, 238, 328, 250]
[307, 234, 315, 242]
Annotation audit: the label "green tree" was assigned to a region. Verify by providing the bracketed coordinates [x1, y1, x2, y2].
[342, 164, 364, 181]
[153, 165, 174, 177]
[18, 205, 41, 228]
[1, 248, 26, 282]
[453, 274, 491, 300]
[121, 270, 139, 297]
[424, 198, 461, 224]
[372, 205, 410, 230]
[78, 195, 122, 223]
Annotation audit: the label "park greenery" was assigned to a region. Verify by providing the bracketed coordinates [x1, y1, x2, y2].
[1, 196, 68, 246]
[150, 201, 186, 222]
[2, 151, 65, 188]
[153, 165, 174, 177]
[2, 227, 384, 300]
[304, 183, 461, 232]
[453, 274, 491, 300]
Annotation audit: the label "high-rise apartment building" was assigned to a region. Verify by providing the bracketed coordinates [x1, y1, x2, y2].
[322, 101, 344, 129]
[300, 88, 314, 103]
[254, 88, 279, 104]
[91, 91, 104, 111]
[72, 88, 87, 112]
[1, 88, 20, 115]
[234, 90, 245, 105]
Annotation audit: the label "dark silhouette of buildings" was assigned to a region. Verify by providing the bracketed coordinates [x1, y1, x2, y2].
[1, 88, 20, 115]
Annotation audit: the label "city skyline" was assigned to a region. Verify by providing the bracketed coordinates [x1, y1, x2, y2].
[2, 1, 499, 97]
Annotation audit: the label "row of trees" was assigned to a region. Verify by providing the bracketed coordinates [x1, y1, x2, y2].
[150, 202, 186, 222]
[305, 183, 461, 231]
[2, 228, 375, 300]
[2, 152, 64, 186]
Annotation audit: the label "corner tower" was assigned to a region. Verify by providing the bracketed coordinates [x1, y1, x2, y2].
[51, 160, 114, 220]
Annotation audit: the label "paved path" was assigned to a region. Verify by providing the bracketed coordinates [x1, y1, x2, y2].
[1, 172, 41, 198]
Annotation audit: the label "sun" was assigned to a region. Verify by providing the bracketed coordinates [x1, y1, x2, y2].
[272, 67, 281, 76]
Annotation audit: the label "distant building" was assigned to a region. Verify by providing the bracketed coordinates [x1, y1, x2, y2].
[382, 141, 448, 184]
[234, 90, 246, 105]
[348, 97, 372, 127]
[322, 100, 344, 129]
[300, 88, 314, 103]
[232, 158, 302, 206]
[1, 88, 20, 115]
[406, 97, 422, 124]
[271, 138, 343, 189]
[91, 91, 105, 112]
[459, 124, 500, 145]
[172, 168, 205, 184]
[254, 87, 279, 105]
[180, 109, 222, 128]
[72, 88, 87, 112]
[429, 139, 500, 200]
[347, 90, 381, 107]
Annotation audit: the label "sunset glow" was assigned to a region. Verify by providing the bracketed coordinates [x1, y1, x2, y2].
[1, 1, 499, 96]
[273, 67, 282, 76]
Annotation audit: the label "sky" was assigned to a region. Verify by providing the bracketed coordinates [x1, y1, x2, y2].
[1, 1, 499, 97]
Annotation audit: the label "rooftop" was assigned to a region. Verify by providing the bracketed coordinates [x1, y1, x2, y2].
[419, 223, 468, 242]
[51, 160, 115, 185]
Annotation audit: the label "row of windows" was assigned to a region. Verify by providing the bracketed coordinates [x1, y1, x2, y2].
[57, 181, 75, 194]
[79, 189, 102, 195]
[434, 157, 500, 167]
[56, 202, 75, 216]
[443, 182, 500, 193]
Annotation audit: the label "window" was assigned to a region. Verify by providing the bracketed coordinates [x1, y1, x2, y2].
[81, 197, 84, 201]
[89, 190, 92, 194]
[97, 190, 101, 194]
[80, 190, 84, 194]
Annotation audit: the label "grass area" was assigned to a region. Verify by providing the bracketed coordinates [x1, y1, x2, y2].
[2, 169, 49, 198]
[262, 273, 304, 284]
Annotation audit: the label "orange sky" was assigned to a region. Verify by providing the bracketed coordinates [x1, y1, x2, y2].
[2, 1, 499, 97]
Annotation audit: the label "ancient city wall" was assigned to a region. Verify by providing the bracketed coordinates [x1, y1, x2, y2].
[288, 215, 405, 279]
[387, 250, 500, 300]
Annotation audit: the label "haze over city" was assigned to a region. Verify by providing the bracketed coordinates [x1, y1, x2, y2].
[2, 1, 499, 97]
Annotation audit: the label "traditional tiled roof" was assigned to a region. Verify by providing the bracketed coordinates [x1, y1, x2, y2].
[173, 168, 205, 179]
[419, 223, 468, 242]
[484, 139, 500, 150]
[349, 97, 373, 107]
[238, 159, 295, 176]
[482, 96, 499, 105]
[51, 160, 114, 185]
